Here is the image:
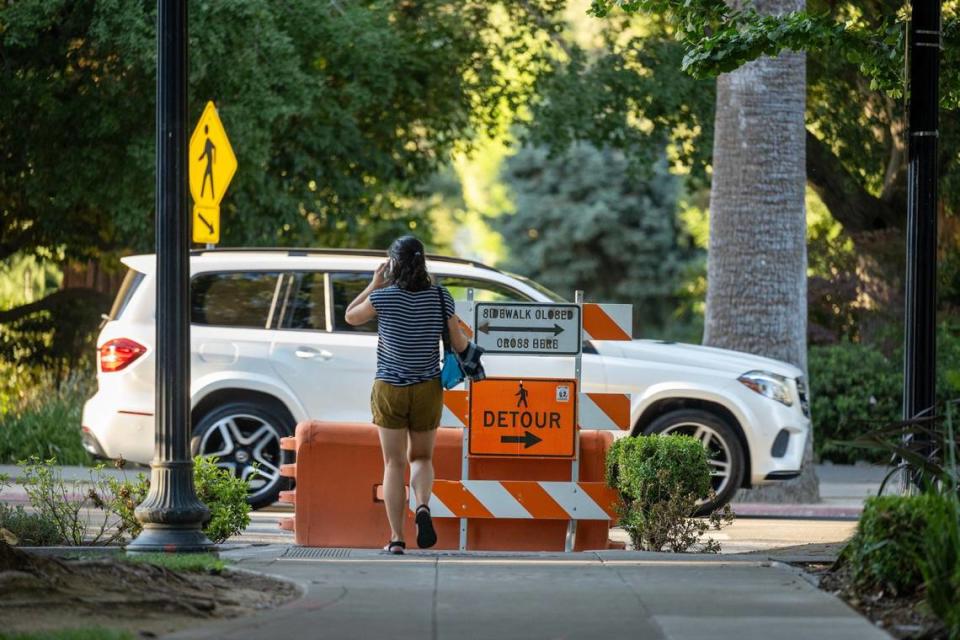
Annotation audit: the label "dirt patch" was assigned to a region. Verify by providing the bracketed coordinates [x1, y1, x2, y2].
[799, 560, 946, 640]
[0, 542, 300, 637]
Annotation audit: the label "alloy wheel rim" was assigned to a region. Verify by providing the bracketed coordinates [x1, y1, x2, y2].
[198, 413, 282, 502]
[658, 421, 732, 499]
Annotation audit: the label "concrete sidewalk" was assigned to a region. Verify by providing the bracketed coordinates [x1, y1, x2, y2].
[164, 545, 889, 640]
[734, 463, 887, 519]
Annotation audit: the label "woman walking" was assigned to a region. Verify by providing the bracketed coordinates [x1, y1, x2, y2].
[345, 236, 469, 554]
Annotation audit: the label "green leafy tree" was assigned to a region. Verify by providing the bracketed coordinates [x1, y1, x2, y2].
[496, 143, 695, 335]
[0, 0, 568, 373]
[0, 0, 564, 262]
[531, 2, 960, 254]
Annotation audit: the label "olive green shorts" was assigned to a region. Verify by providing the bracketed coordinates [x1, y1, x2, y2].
[370, 378, 443, 431]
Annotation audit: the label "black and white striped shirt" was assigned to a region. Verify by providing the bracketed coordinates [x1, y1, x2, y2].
[369, 285, 456, 386]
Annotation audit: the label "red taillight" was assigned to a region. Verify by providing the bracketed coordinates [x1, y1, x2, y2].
[99, 338, 147, 372]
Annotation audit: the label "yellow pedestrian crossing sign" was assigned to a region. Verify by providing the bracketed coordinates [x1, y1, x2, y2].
[189, 101, 236, 244]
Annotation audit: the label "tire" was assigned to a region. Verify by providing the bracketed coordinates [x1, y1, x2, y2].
[191, 400, 294, 511]
[641, 408, 745, 514]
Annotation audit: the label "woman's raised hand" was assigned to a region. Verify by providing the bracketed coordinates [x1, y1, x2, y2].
[372, 262, 389, 289]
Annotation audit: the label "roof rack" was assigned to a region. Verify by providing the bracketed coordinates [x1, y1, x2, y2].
[187, 247, 499, 272]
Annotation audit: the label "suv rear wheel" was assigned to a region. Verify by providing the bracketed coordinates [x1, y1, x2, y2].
[642, 408, 745, 514]
[191, 401, 294, 510]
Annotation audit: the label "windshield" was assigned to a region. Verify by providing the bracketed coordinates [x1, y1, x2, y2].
[506, 273, 567, 303]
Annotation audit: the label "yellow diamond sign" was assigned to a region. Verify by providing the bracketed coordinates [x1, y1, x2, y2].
[189, 101, 237, 211]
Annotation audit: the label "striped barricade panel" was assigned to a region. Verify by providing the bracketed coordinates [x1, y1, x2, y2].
[440, 389, 468, 428]
[411, 480, 619, 521]
[578, 393, 631, 431]
[453, 301, 475, 338]
[582, 303, 632, 341]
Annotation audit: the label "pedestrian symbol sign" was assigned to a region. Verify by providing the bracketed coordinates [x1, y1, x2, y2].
[189, 101, 236, 244]
[469, 378, 577, 458]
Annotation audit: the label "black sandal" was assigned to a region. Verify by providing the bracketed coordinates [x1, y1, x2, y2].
[383, 540, 406, 555]
[415, 504, 437, 549]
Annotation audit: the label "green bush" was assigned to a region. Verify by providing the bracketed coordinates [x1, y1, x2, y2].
[606, 435, 731, 552]
[109, 456, 251, 544]
[0, 472, 60, 546]
[193, 456, 252, 544]
[845, 494, 944, 595]
[809, 325, 960, 463]
[918, 494, 960, 640]
[0, 374, 92, 466]
[808, 341, 901, 463]
[16, 457, 128, 545]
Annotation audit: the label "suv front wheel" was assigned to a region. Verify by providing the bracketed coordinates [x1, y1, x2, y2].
[191, 401, 294, 510]
[642, 408, 745, 514]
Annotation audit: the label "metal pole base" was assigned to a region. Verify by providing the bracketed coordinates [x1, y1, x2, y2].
[126, 525, 215, 554]
[127, 462, 214, 553]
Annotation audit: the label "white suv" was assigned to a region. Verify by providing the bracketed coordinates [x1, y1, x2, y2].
[82, 249, 810, 510]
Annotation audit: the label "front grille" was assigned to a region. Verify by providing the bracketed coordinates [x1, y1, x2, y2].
[796, 376, 810, 418]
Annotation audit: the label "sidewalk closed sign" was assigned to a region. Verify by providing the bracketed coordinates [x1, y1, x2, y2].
[474, 302, 581, 356]
[469, 378, 577, 458]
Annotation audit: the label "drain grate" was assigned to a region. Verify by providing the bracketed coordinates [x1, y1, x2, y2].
[281, 546, 351, 559]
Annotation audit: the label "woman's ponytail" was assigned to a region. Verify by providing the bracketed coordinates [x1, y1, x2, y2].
[387, 235, 432, 292]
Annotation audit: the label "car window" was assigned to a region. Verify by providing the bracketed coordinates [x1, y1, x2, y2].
[191, 272, 280, 328]
[331, 272, 378, 333]
[108, 268, 145, 321]
[281, 272, 327, 331]
[436, 276, 532, 302]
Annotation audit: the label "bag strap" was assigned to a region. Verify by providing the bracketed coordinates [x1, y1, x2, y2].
[436, 285, 451, 351]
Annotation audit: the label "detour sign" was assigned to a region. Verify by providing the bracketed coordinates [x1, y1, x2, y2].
[469, 378, 577, 458]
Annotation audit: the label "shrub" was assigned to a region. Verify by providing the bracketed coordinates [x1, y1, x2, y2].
[193, 456, 252, 543]
[606, 435, 732, 552]
[109, 456, 251, 544]
[845, 494, 945, 596]
[0, 373, 93, 466]
[809, 325, 960, 463]
[808, 341, 900, 463]
[16, 457, 128, 545]
[918, 494, 960, 640]
[0, 472, 60, 546]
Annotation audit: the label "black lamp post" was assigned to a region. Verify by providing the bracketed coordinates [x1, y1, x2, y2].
[901, 0, 941, 483]
[127, 0, 212, 553]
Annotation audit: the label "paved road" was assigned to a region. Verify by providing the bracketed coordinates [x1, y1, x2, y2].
[165, 546, 889, 640]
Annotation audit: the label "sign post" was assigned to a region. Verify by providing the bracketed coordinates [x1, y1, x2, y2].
[127, 0, 212, 554]
[188, 101, 237, 246]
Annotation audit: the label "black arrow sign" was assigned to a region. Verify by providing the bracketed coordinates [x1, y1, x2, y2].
[501, 431, 542, 449]
[198, 212, 215, 234]
[478, 322, 564, 336]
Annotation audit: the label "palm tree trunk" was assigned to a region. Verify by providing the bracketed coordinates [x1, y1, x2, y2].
[704, 0, 819, 502]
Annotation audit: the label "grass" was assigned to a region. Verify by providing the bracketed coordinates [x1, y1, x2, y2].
[120, 552, 227, 573]
[0, 630, 135, 640]
[0, 374, 93, 466]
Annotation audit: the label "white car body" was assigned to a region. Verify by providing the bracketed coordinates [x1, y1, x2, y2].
[82, 249, 810, 507]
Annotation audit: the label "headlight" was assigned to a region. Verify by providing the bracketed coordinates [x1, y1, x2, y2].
[737, 370, 793, 406]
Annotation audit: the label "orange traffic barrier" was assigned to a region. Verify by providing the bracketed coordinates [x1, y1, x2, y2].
[278, 422, 618, 551]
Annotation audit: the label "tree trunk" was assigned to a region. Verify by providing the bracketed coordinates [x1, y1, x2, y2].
[704, 0, 819, 502]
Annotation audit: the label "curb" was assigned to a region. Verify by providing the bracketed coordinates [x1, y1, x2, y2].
[733, 503, 863, 520]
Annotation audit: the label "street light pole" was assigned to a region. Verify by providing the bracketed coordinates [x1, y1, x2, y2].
[127, 0, 212, 553]
[901, 0, 941, 488]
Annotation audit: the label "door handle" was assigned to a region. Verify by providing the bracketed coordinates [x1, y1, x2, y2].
[295, 347, 333, 361]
